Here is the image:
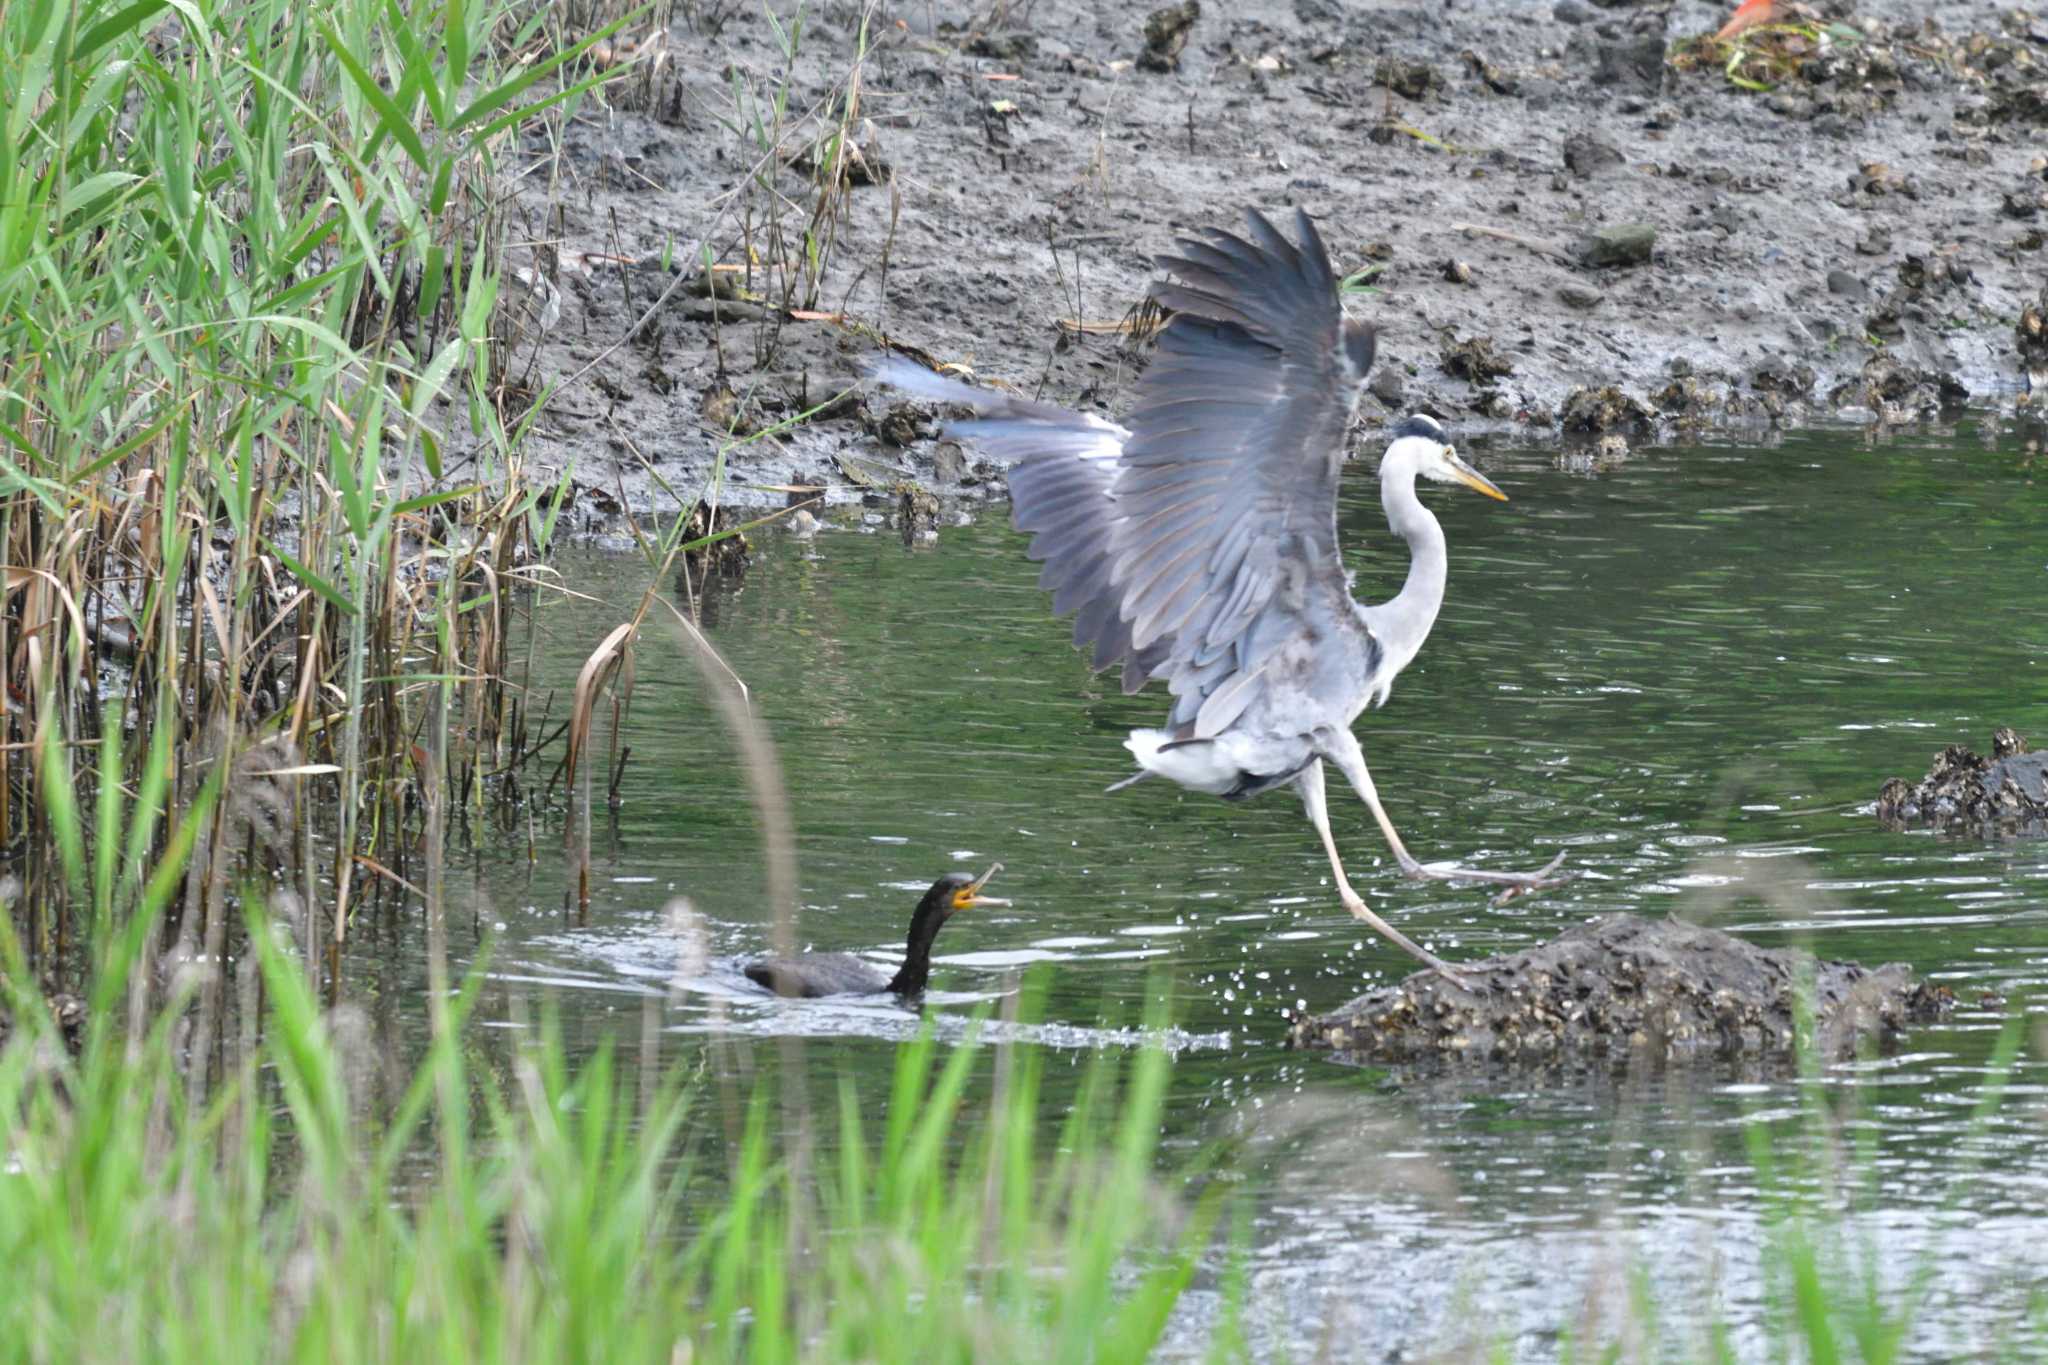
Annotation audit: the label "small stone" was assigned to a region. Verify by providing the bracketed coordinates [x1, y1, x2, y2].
[1751, 359, 1815, 398]
[701, 382, 743, 433]
[1557, 283, 1605, 310]
[896, 482, 939, 542]
[2003, 188, 2047, 221]
[1560, 384, 1653, 433]
[1653, 376, 1714, 413]
[1375, 57, 1440, 101]
[875, 403, 931, 448]
[1855, 227, 1892, 256]
[1594, 36, 1667, 91]
[1460, 49, 1517, 96]
[1138, 0, 1199, 73]
[1561, 132, 1624, 178]
[1441, 334, 1513, 382]
[1572, 223, 1655, 268]
[1442, 258, 1474, 284]
[931, 439, 967, 484]
[1826, 268, 1868, 301]
[1368, 366, 1405, 406]
[968, 31, 1038, 61]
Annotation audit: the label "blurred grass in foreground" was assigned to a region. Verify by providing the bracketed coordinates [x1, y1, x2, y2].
[0, 912, 1227, 1362]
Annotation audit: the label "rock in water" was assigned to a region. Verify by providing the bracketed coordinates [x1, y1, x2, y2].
[1876, 727, 2048, 832]
[1289, 914, 1949, 1064]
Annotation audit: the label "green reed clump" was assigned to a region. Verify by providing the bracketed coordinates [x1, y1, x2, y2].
[0, 0, 635, 1008]
[0, 909, 1216, 1363]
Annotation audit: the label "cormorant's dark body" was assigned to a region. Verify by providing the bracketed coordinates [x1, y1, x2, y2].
[744, 870, 998, 999]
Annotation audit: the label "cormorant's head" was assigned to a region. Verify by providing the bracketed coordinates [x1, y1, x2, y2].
[921, 863, 1009, 922]
[1382, 414, 1507, 501]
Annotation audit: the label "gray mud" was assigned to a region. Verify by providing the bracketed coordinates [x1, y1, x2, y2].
[508, 1, 2048, 518]
[1288, 913, 1953, 1065]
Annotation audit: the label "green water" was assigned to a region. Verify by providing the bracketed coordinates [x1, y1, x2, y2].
[399, 425, 2048, 1352]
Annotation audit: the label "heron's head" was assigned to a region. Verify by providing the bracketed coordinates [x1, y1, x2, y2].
[1383, 414, 1507, 501]
[918, 863, 1009, 924]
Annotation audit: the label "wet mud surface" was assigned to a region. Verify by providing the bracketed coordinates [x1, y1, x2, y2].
[1288, 913, 1953, 1064]
[1878, 724, 2048, 832]
[504, 0, 2048, 518]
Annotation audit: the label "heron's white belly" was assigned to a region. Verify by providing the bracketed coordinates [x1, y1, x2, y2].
[1124, 728, 1313, 796]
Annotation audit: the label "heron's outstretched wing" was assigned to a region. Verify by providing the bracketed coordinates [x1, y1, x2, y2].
[867, 359, 1162, 684]
[1011, 206, 1368, 736]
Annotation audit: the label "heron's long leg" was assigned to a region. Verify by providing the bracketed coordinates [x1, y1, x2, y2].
[1321, 729, 1570, 891]
[1299, 760, 1468, 981]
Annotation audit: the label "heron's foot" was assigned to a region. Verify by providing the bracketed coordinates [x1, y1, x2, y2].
[1338, 889, 1476, 990]
[1397, 850, 1570, 896]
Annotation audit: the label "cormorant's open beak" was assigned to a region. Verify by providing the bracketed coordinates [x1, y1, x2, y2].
[953, 862, 1010, 910]
[1446, 447, 1508, 502]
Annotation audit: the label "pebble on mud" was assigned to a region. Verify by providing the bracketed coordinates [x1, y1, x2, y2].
[1573, 223, 1656, 269]
[1560, 384, 1653, 433]
[896, 482, 940, 543]
[2017, 286, 2048, 398]
[1561, 131, 1624, 178]
[1651, 373, 1712, 413]
[1138, 0, 1199, 73]
[1375, 57, 1442, 101]
[1750, 358, 1815, 398]
[1826, 268, 1869, 301]
[1442, 258, 1475, 285]
[1288, 914, 1953, 1065]
[1440, 334, 1513, 383]
[700, 382, 746, 435]
[1557, 283, 1604, 310]
[1367, 367, 1405, 408]
[873, 401, 933, 448]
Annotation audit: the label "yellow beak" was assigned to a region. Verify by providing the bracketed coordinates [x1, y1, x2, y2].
[1446, 447, 1508, 501]
[955, 862, 1010, 910]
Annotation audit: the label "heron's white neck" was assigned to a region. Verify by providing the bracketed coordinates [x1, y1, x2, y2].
[1367, 462, 1447, 674]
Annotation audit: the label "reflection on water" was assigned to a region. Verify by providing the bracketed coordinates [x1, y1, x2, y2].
[391, 424, 2048, 1354]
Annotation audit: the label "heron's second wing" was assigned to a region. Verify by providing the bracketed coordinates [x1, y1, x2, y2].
[871, 359, 1160, 686]
[1113, 208, 1374, 737]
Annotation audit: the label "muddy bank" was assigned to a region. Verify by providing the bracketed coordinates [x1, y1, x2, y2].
[500, 0, 2048, 517]
[1288, 913, 1952, 1064]
[1878, 725, 2048, 832]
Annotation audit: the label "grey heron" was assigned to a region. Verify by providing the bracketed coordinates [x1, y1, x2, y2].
[744, 865, 1008, 998]
[873, 209, 1566, 978]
